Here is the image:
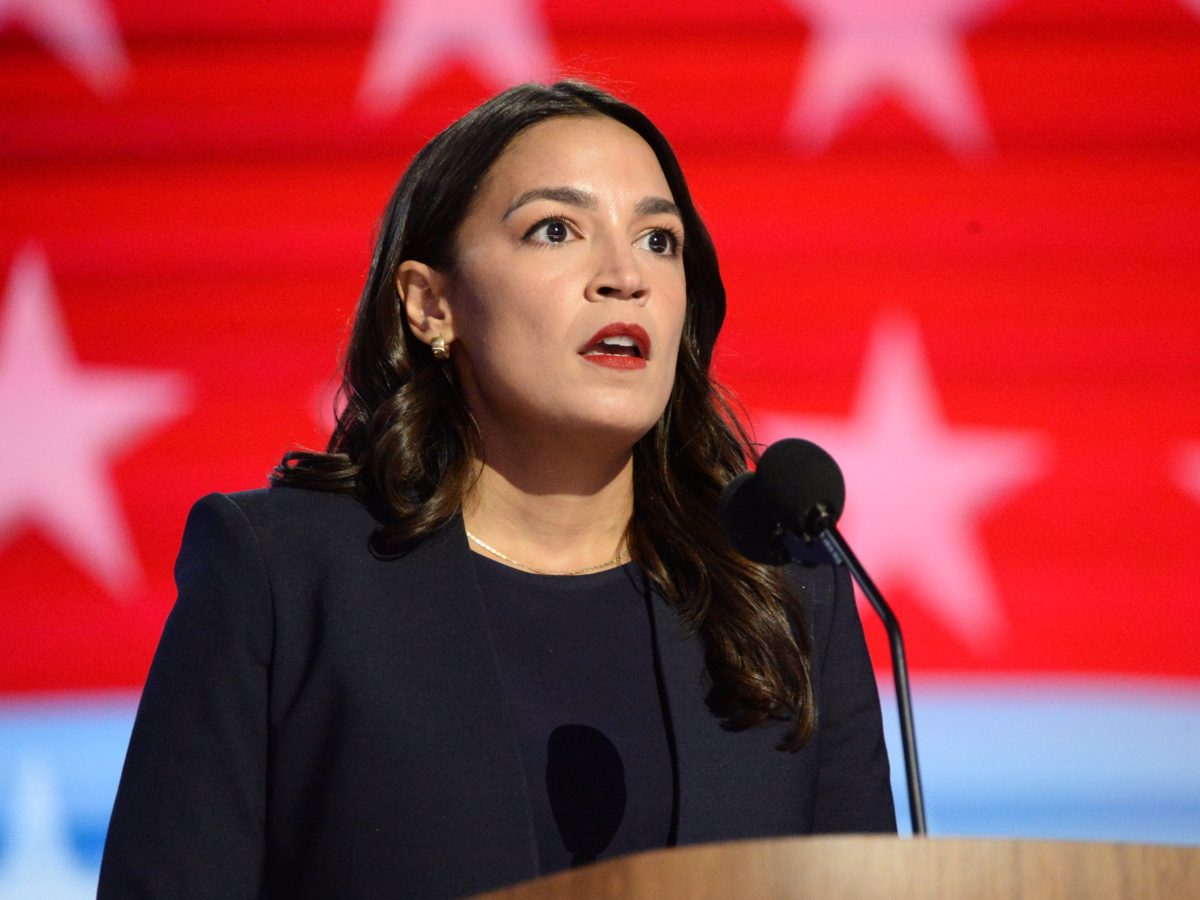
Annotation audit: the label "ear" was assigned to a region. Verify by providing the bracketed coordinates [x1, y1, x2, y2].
[397, 260, 456, 347]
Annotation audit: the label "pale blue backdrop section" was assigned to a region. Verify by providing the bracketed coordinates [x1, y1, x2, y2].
[881, 677, 1200, 842]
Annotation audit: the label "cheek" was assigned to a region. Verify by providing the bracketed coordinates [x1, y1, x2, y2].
[447, 266, 511, 345]
[663, 288, 688, 356]
[662, 266, 687, 322]
[454, 255, 558, 324]
[452, 281, 560, 379]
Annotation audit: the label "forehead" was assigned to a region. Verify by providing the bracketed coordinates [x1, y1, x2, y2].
[478, 115, 674, 203]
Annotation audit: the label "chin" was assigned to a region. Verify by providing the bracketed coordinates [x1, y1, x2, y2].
[558, 408, 662, 450]
[589, 394, 667, 431]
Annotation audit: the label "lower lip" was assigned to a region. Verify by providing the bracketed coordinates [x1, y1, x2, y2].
[582, 354, 648, 370]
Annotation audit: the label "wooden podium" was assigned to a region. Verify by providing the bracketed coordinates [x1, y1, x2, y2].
[479, 835, 1200, 899]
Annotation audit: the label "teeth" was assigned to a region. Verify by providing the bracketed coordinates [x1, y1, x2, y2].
[583, 332, 644, 358]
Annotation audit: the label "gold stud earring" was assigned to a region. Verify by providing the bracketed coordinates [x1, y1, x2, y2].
[430, 336, 449, 360]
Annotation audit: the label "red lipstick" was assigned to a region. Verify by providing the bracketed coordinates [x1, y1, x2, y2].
[580, 323, 651, 371]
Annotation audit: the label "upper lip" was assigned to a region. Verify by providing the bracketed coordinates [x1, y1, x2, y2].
[580, 323, 651, 359]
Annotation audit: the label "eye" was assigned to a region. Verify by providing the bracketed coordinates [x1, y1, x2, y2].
[635, 226, 683, 256]
[524, 216, 575, 245]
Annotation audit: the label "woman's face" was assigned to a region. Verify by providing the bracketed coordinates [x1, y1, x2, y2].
[430, 115, 688, 453]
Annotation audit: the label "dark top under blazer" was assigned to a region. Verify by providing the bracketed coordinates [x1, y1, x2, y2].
[99, 486, 895, 899]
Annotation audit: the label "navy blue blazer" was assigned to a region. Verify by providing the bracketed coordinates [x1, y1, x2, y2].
[99, 486, 895, 898]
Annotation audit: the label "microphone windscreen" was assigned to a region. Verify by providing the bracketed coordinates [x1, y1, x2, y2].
[755, 439, 846, 535]
[717, 471, 781, 564]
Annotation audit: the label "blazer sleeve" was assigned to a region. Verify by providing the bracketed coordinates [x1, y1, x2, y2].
[98, 493, 272, 899]
[810, 564, 898, 833]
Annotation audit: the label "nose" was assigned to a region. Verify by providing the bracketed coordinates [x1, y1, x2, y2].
[585, 237, 648, 305]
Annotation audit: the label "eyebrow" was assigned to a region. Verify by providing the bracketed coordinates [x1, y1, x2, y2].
[634, 196, 681, 219]
[502, 187, 681, 222]
[503, 187, 595, 219]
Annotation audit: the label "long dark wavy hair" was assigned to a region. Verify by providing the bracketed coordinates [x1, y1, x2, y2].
[273, 81, 815, 749]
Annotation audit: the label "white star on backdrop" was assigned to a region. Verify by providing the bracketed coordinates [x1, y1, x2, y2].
[0, 247, 187, 595]
[1174, 444, 1200, 504]
[358, 0, 555, 115]
[0, 757, 96, 900]
[757, 315, 1047, 652]
[782, 0, 1006, 157]
[0, 0, 129, 95]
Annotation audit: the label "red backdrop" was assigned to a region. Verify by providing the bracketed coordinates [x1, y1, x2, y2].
[2, 0, 1199, 697]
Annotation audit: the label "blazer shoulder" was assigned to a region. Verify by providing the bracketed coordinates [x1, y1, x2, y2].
[223, 484, 373, 524]
[187, 486, 467, 602]
[783, 542, 849, 634]
[207, 485, 380, 548]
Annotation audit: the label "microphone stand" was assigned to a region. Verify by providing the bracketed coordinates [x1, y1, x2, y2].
[804, 507, 928, 836]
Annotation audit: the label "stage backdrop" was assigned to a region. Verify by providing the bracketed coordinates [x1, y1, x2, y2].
[2, 0, 1199, 892]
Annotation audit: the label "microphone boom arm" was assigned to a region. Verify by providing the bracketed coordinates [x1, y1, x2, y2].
[810, 507, 928, 836]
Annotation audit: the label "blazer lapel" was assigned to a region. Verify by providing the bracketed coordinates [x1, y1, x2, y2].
[648, 585, 812, 846]
[378, 515, 540, 884]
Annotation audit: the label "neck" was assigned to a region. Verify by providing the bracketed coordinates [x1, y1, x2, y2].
[462, 439, 635, 574]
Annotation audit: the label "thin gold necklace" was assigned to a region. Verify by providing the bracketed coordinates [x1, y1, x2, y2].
[464, 528, 630, 576]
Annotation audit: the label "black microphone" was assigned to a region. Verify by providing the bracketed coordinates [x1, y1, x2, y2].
[719, 438, 927, 835]
[718, 440, 846, 563]
[756, 438, 845, 538]
[717, 472, 782, 565]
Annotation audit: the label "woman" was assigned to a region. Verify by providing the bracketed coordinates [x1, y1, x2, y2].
[98, 81, 894, 899]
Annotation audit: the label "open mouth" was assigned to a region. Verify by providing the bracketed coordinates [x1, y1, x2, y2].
[580, 323, 651, 360]
[584, 334, 642, 358]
